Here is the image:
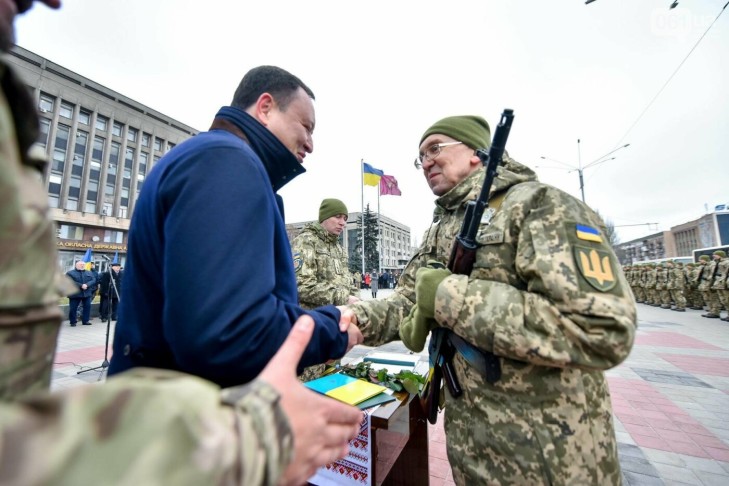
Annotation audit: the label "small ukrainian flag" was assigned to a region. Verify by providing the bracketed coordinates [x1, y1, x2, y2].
[576, 224, 603, 243]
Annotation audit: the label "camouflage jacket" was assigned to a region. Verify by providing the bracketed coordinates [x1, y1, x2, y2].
[672, 267, 686, 290]
[0, 368, 292, 485]
[0, 62, 75, 400]
[351, 157, 636, 484]
[711, 258, 729, 290]
[699, 261, 716, 291]
[292, 222, 357, 309]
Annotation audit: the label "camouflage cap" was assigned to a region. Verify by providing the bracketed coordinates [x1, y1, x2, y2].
[713, 250, 726, 258]
[699, 255, 710, 262]
[420, 115, 491, 151]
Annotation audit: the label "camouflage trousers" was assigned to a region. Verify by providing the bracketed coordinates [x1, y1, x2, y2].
[718, 289, 729, 315]
[702, 291, 720, 315]
[659, 290, 671, 307]
[0, 305, 62, 401]
[633, 287, 645, 302]
[670, 289, 686, 310]
[298, 362, 340, 382]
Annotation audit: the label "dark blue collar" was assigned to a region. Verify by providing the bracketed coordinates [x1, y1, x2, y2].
[213, 106, 306, 192]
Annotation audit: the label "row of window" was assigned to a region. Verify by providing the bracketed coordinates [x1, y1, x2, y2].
[58, 224, 124, 243]
[39, 93, 176, 153]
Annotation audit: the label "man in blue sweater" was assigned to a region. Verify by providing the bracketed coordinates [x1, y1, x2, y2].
[109, 66, 363, 387]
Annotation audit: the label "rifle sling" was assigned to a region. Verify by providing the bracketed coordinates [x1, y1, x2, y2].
[447, 332, 502, 384]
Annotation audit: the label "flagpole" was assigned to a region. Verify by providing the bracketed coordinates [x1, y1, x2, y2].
[360, 159, 365, 276]
[377, 187, 381, 274]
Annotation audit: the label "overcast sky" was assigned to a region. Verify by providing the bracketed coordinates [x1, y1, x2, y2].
[15, 0, 729, 246]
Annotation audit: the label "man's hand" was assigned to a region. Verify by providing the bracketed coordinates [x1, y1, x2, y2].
[346, 322, 364, 352]
[259, 315, 362, 486]
[336, 305, 356, 332]
[346, 295, 361, 305]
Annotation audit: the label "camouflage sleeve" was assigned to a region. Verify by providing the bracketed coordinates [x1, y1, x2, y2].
[293, 235, 349, 307]
[350, 247, 427, 346]
[434, 186, 636, 371]
[0, 369, 291, 486]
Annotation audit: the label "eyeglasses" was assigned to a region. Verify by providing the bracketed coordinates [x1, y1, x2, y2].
[414, 141, 463, 169]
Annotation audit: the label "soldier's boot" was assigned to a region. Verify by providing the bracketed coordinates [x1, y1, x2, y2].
[702, 313, 720, 318]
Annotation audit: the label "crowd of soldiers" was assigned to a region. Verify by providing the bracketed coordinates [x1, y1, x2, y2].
[624, 250, 729, 321]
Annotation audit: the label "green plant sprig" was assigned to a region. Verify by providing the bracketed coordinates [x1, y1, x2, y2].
[339, 361, 426, 395]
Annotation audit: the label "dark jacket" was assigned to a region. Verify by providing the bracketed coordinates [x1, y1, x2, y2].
[65, 269, 96, 299]
[99, 269, 122, 299]
[108, 106, 349, 387]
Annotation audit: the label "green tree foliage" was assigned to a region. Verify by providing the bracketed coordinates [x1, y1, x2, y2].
[351, 204, 380, 273]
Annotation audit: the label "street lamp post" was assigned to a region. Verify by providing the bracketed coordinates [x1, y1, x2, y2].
[538, 140, 630, 203]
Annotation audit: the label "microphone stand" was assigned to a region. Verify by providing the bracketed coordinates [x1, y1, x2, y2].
[78, 263, 119, 378]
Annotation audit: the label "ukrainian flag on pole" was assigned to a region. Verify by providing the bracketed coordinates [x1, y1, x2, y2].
[363, 163, 384, 186]
[82, 248, 93, 270]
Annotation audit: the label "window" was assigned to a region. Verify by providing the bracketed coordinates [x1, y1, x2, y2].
[112, 122, 123, 137]
[52, 124, 70, 174]
[127, 127, 138, 143]
[118, 206, 128, 219]
[109, 141, 120, 167]
[141, 132, 151, 147]
[38, 118, 50, 147]
[154, 137, 163, 151]
[167, 142, 176, 152]
[65, 198, 78, 211]
[39, 93, 54, 113]
[48, 173, 62, 196]
[74, 130, 88, 164]
[85, 201, 97, 213]
[59, 101, 74, 119]
[48, 195, 59, 209]
[68, 175, 81, 198]
[78, 109, 91, 125]
[58, 224, 84, 240]
[92, 136, 105, 162]
[124, 147, 134, 169]
[102, 202, 112, 216]
[96, 115, 108, 132]
[104, 230, 124, 243]
[139, 151, 148, 176]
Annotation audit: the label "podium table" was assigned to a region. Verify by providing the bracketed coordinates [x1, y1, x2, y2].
[370, 390, 429, 485]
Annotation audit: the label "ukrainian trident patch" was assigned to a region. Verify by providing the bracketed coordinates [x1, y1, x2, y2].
[573, 245, 616, 292]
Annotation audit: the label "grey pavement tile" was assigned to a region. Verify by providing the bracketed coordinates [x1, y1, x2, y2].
[692, 470, 729, 486]
[652, 463, 701, 485]
[643, 449, 686, 467]
[680, 455, 729, 475]
[623, 470, 665, 486]
[621, 455, 661, 478]
[720, 462, 729, 474]
[616, 432, 637, 445]
[620, 443, 650, 459]
[631, 368, 714, 389]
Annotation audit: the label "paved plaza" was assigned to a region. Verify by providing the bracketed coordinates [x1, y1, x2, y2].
[51, 290, 729, 485]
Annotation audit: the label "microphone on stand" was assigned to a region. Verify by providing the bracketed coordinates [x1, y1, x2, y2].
[102, 255, 111, 261]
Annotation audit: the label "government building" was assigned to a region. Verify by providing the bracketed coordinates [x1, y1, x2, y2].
[7, 46, 198, 273]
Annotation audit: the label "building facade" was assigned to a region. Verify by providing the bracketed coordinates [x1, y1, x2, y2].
[615, 208, 729, 265]
[7, 46, 198, 273]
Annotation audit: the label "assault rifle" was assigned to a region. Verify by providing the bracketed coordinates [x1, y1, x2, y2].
[421, 109, 514, 425]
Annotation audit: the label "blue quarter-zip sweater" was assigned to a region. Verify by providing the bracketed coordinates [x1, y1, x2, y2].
[108, 107, 348, 387]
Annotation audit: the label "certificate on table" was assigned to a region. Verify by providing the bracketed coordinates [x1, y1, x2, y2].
[308, 408, 373, 486]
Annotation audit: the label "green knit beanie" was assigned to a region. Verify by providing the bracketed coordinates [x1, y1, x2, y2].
[319, 198, 348, 223]
[699, 255, 710, 262]
[419, 115, 491, 151]
[713, 250, 726, 258]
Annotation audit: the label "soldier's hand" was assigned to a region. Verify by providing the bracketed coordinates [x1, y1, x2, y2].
[346, 295, 361, 305]
[336, 305, 356, 332]
[346, 322, 364, 352]
[259, 315, 362, 486]
[414, 261, 451, 319]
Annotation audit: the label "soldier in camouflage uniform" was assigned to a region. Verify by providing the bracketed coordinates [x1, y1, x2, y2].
[348, 115, 636, 485]
[655, 262, 670, 309]
[0, 2, 361, 483]
[635, 265, 647, 303]
[699, 254, 720, 318]
[710, 250, 729, 321]
[670, 261, 687, 312]
[292, 198, 360, 380]
[685, 263, 702, 310]
[643, 263, 656, 306]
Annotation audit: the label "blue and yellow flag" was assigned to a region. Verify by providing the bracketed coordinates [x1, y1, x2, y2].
[363, 163, 384, 186]
[82, 248, 93, 270]
[112, 251, 119, 264]
[575, 224, 603, 243]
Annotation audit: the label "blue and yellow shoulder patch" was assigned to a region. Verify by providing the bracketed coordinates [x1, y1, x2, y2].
[575, 224, 603, 243]
[293, 252, 303, 273]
